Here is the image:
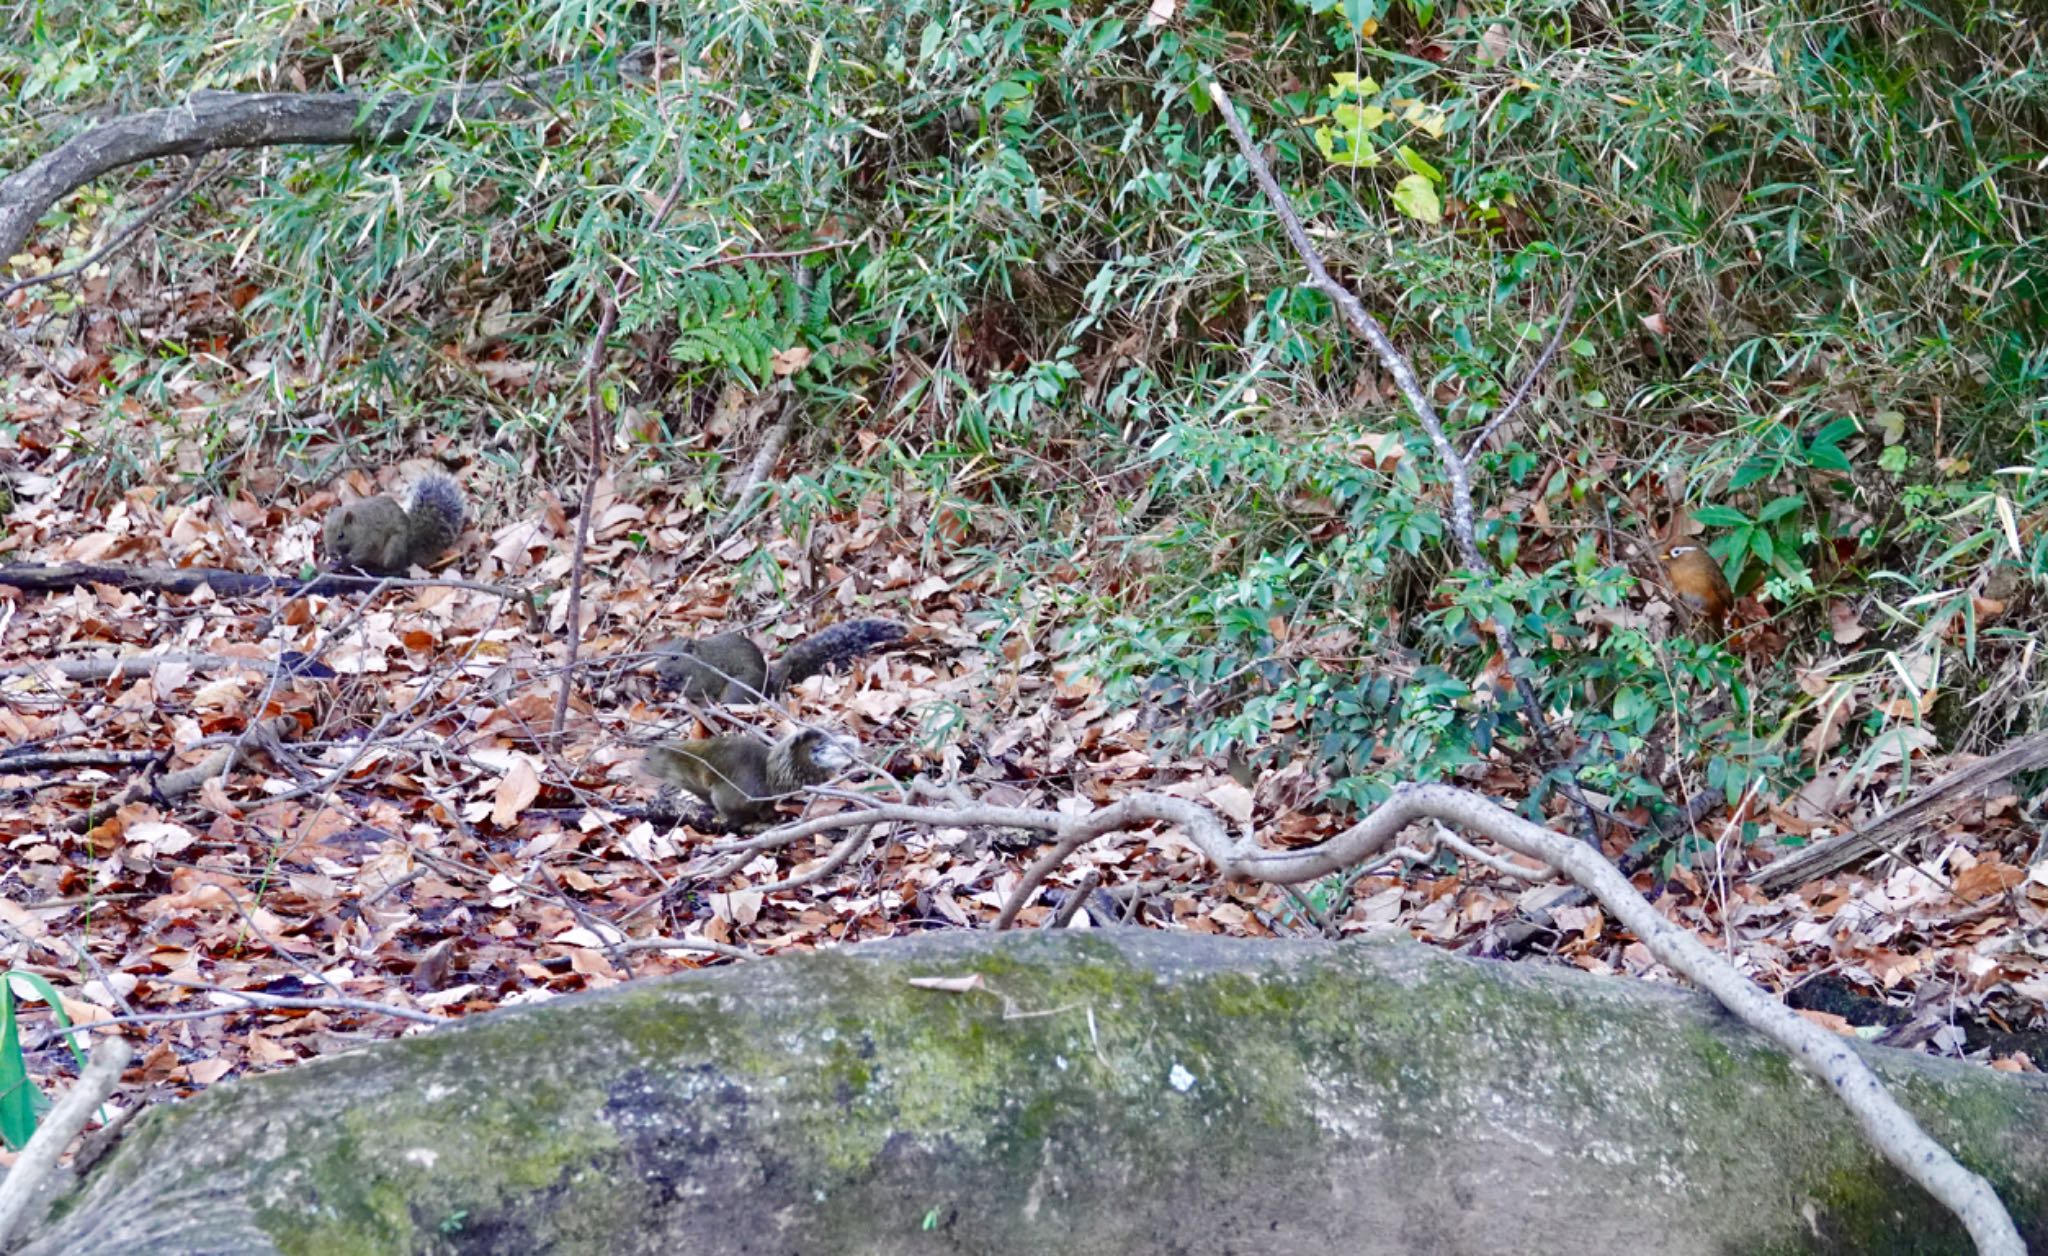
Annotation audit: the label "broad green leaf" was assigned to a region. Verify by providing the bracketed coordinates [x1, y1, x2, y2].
[1315, 106, 1383, 166]
[1395, 145, 1442, 181]
[1399, 100, 1448, 138]
[0, 978, 40, 1150]
[1806, 442, 1852, 473]
[1757, 495, 1804, 523]
[0, 972, 83, 1151]
[1392, 174, 1441, 223]
[1812, 416, 1859, 447]
[1728, 460, 1776, 490]
[1691, 505, 1750, 528]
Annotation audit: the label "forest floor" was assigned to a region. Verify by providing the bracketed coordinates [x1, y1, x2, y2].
[2, 306, 2045, 1110]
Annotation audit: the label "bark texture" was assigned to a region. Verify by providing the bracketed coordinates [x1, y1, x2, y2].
[0, 52, 652, 263]
[22, 932, 2048, 1255]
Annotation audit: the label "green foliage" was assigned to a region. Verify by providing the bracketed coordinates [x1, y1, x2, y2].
[2, 0, 2043, 863]
[0, 971, 90, 1151]
[661, 262, 835, 385]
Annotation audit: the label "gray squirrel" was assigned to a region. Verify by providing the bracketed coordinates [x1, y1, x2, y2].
[641, 729, 856, 826]
[653, 619, 904, 701]
[322, 474, 465, 575]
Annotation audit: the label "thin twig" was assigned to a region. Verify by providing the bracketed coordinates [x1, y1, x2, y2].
[552, 151, 692, 737]
[1205, 80, 1606, 851]
[1432, 820, 1557, 882]
[614, 937, 758, 961]
[0, 156, 216, 304]
[553, 288, 619, 739]
[744, 823, 878, 895]
[1044, 869, 1103, 930]
[1461, 271, 1585, 465]
[66, 714, 297, 834]
[150, 978, 444, 1027]
[683, 239, 855, 271]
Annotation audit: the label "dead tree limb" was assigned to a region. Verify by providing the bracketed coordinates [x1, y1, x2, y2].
[1462, 271, 1586, 465]
[720, 391, 797, 534]
[0, 652, 316, 683]
[729, 782, 2021, 1252]
[552, 142, 688, 738]
[0, 748, 167, 772]
[1752, 731, 2048, 895]
[1204, 80, 1607, 849]
[0, 563, 534, 620]
[66, 713, 299, 834]
[0, 47, 660, 262]
[0, 155, 219, 304]
[0, 1036, 131, 1250]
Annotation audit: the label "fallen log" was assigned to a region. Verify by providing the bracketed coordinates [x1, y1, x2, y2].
[0, 48, 659, 263]
[1752, 732, 2048, 895]
[20, 931, 2048, 1255]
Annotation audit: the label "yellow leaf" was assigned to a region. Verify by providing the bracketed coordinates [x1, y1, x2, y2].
[491, 758, 542, 828]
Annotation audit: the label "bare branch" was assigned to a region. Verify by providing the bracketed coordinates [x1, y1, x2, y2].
[614, 937, 758, 961]
[1753, 731, 2048, 894]
[0, 1037, 131, 1249]
[554, 289, 620, 740]
[150, 978, 444, 1027]
[1044, 870, 1103, 930]
[63, 714, 297, 834]
[0, 564, 536, 621]
[0, 47, 661, 262]
[1461, 272, 1585, 465]
[744, 824, 879, 895]
[0, 748, 167, 771]
[0, 155, 217, 305]
[684, 239, 855, 272]
[727, 781, 2021, 1251]
[720, 393, 797, 535]
[1203, 79, 1607, 849]
[553, 142, 691, 738]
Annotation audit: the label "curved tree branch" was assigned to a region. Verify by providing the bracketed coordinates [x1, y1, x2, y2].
[0, 1037, 132, 1249]
[0, 46, 660, 262]
[1461, 271, 1585, 465]
[1203, 80, 1609, 849]
[724, 781, 2021, 1253]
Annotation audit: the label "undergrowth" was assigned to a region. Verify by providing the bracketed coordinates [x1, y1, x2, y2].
[2, 0, 2044, 866]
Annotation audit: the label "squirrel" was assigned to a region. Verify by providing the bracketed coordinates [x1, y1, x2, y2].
[322, 474, 466, 576]
[642, 728, 856, 826]
[653, 618, 904, 702]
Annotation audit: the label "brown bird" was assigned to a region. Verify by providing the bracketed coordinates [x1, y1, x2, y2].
[1662, 543, 1734, 629]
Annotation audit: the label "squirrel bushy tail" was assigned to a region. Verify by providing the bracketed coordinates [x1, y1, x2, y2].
[655, 618, 904, 701]
[403, 475, 465, 562]
[768, 618, 907, 691]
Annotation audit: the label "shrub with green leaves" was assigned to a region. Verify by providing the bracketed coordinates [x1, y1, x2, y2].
[2, 0, 2042, 862]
